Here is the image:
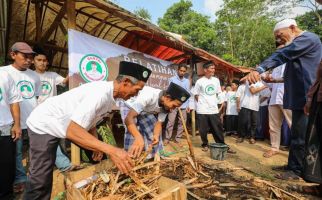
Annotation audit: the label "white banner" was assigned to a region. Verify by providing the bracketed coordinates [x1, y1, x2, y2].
[68, 29, 178, 90]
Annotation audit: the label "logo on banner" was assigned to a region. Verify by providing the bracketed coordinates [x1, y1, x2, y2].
[0, 88, 3, 102]
[79, 54, 108, 82]
[17, 80, 35, 99]
[205, 84, 216, 95]
[41, 81, 52, 96]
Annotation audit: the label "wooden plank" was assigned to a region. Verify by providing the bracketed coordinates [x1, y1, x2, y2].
[39, 2, 66, 45]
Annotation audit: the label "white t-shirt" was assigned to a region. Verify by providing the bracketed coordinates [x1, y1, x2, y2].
[269, 64, 285, 105]
[125, 86, 167, 122]
[241, 81, 264, 112]
[217, 91, 226, 105]
[236, 84, 246, 103]
[193, 76, 221, 114]
[259, 87, 271, 107]
[2, 65, 41, 129]
[27, 81, 116, 138]
[225, 91, 238, 115]
[0, 69, 22, 127]
[36, 71, 65, 104]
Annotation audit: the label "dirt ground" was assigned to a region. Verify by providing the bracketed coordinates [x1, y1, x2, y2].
[16, 134, 322, 200]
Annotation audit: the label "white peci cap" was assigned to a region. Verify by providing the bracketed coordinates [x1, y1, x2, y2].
[273, 19, 297, 32]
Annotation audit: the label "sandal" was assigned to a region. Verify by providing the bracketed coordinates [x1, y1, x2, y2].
[202, 146, 209, 152]
[275, 171, 302, 180]
[263, 150, 278, 158]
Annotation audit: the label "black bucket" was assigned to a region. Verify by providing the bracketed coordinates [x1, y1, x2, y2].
[209, 143, 228, 160]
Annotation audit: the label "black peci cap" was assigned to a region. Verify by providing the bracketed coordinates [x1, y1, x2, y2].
[166, 82, 191, 103]
[119, 61, 152, 82]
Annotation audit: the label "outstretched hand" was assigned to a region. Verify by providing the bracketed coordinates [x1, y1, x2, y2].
[240, 71, 260, 84]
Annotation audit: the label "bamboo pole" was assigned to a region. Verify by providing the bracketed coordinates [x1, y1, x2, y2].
[67, 0, 80, 165]
[178, 109, 195, 160]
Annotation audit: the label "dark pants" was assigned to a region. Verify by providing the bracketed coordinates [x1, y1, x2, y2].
[225, 115, 238, 133]
[256, 106, 269, 140]
[304, 98, 322, 183]
[24, 128, 59, 200]
[288, 110, 308, 175]
[0, 136, 16, 200]
[238, 108, 258, 138]
[198, 114, 225, 147]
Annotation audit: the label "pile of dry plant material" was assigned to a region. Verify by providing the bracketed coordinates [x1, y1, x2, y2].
[80, 148, 162, 200]
[160, 157, 304, 200]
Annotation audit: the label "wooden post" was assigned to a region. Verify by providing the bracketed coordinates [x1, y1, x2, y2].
[67, 0, 80, 165]
[178, 109, 195, 160]
[190, 56, 196, 137]
[191, 110, 196, 137]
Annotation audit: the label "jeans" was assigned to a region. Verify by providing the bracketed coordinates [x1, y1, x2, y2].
[15, 129, 28, 184]
[55, 145, 71, 171]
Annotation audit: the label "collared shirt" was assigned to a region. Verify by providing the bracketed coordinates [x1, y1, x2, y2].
[192, 76, 221, 114]
[125, 86, 168, 122]
[2, 65, 41, 129]
[168, 74, 190, 109]
[27, 81, 116, 138]
[256, 31, 322, 110]
[269, 64, 286, 106]
[0, 69, 22, 127]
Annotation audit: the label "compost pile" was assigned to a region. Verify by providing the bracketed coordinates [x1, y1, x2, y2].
[80, 149, 163, 200]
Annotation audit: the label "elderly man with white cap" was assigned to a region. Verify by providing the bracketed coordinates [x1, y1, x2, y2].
[243, 19, 322, 180]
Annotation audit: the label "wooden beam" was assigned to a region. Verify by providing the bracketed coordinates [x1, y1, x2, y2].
[89, 14, 110, 35]
[59, 23, 67, 36]
[34, 1, 42, 41]
[40, 2, 66, 45]
[66, 0, 80, 166]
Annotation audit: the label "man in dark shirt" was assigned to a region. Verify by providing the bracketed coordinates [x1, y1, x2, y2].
[243, 19, 322, 179]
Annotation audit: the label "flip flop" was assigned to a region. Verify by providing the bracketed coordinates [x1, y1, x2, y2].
[272, 165, 289, 172]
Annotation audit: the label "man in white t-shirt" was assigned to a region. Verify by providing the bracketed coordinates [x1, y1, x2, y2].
[1, 42, 41, 193]
[0, 70, 22, 199]
[255, 86, 271, 140]
[124, 83, 190, 158]
[236, 80, 267, 144]
[33, 46, 68, 104]
[224, 80, 239, 135]
[193, 61, 236, 153]
[24, 61, 152, 200]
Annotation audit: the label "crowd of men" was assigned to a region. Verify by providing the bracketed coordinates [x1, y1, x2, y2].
[0, 17, 321, 200]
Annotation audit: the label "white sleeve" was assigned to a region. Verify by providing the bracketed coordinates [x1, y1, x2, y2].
[70, 93, 105, 130]
[157, 112, 167, 122]
[53, 72, 65, 85]
[7, 76, 22, 104]
[236, 86, 244, 98]
[216, 79, 222, 94]
[125, 95, 148, 114]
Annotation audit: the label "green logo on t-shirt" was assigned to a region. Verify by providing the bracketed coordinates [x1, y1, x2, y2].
[41, 81, 52, 96]
[0, 88, 3, 102]
[205, 84, 216, 95]
[79, 54, 108, 82]
[229, 96, 237, 103]
[17, 80, 35, 99]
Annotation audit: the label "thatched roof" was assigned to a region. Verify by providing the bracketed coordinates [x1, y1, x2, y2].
[6, 0, 241, 75]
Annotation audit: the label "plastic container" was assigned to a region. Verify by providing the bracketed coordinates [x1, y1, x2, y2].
[209, 143, 228, 160]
